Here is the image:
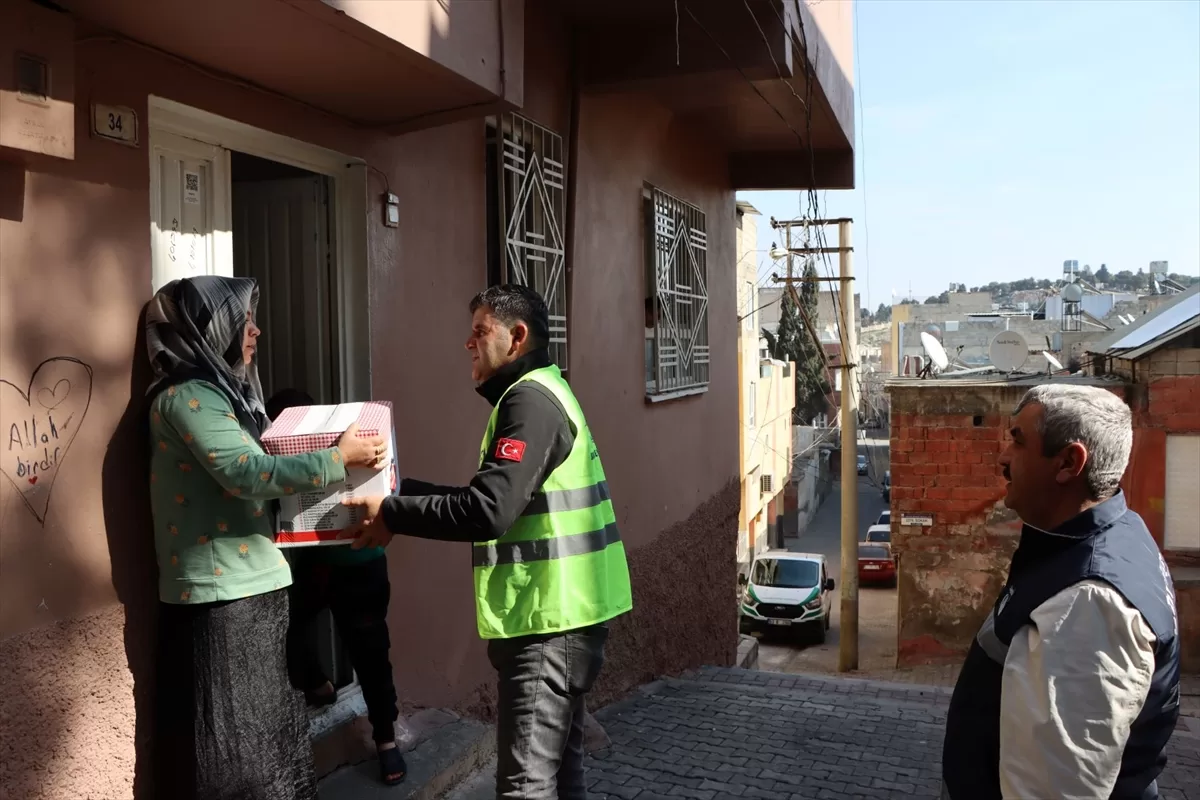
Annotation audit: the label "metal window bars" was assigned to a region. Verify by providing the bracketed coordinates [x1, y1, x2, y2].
[646, 185, 709, 394]
[496, 113, 568, 370]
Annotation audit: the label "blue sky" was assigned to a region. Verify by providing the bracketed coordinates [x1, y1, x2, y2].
[737, 0, 1200, 312]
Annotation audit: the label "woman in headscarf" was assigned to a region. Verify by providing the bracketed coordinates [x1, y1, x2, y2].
[146, 275, 385, 800]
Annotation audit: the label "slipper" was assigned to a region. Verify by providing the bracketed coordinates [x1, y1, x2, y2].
[378, 746, 407, 786]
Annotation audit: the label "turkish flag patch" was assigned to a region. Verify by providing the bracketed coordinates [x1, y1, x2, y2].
[495, 438, 527, 462]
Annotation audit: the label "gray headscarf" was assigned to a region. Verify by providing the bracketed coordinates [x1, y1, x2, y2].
[145, 276, 268, 439]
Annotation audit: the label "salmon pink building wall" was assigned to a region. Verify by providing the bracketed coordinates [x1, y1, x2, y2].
[0, 3, 740, 797]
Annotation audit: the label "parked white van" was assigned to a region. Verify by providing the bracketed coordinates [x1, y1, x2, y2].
[738, 550, 835, 642]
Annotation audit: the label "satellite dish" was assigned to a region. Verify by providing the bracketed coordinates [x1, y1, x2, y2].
[1062, 283, 1084, 302]
[920, 331, 949, 371]
[1043, 351, 1064, 372]
[990, 331, 1028, 372]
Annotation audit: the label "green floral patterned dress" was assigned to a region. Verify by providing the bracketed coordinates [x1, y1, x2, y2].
[149, 379, 347, 604]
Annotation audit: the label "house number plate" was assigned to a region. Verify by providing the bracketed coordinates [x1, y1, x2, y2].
[92, 103, 138, 145]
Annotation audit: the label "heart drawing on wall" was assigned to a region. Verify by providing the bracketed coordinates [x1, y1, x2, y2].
[1, 357, 93, 524]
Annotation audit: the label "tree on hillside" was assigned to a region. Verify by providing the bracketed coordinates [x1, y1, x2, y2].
[875, 303, 891, 324]
[924, 291, 950, 304]
[1096, 264, 1111, 284]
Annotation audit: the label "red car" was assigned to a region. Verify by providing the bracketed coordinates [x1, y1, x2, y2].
[858, 543, 896, 586]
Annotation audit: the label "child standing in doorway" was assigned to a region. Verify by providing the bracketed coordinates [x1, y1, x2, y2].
[266, 389, 407, 786]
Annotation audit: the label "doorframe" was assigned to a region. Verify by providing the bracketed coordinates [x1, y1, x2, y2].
[147, 96, 372, 402]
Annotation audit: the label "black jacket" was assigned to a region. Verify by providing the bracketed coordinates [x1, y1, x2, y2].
[380, 349, 575, 542]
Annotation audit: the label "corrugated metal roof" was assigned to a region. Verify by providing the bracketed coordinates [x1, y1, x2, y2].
[1103, 285, 1200, 355]
[1088, 284, 1200, 357]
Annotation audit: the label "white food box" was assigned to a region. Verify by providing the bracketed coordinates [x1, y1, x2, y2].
[260, 400, 396, 547]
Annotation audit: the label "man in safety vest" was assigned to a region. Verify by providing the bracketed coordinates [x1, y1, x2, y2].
[343, 284, 633, 799]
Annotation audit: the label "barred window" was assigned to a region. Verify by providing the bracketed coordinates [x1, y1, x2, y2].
[488, 113, 568, 371]
[644, 185, 709, 397]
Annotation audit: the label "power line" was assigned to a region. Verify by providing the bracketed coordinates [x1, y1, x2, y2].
[687, 0, 848, 422]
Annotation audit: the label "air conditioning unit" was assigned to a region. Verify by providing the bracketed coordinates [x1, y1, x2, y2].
[760, 474, 774, 494]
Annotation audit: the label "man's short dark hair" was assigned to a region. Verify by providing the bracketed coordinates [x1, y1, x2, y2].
[469, 284, 550, 348]
[266, 388, 315, 422]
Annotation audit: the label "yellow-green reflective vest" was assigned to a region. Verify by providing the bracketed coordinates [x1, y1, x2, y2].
[473, 365, 633, 639]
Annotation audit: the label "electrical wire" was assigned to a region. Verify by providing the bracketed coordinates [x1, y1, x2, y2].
[689, 0, 859, 426]
[758, 0, 851, 367]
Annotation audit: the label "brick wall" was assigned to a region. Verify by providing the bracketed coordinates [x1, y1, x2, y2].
[890, 367, 1200, 673]
[1124, 351, 1200, 570]
[888, 383, 1031, 666]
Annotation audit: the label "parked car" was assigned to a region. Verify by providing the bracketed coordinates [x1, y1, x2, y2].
[865, 524, 891, 544]
[876, 510, 890, 526]
[857, 454, 869, 475]
[881, 470, 891, 502]
[858, 543, 896, 585]
[739, 551, 835, 642]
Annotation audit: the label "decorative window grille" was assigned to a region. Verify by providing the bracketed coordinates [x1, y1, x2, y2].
[644, 185, 709, 395]
[494, 113, 568, 370]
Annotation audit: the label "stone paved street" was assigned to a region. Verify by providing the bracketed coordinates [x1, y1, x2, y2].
[451, 665, 1200, 799]
[580, 666, 1200, 800]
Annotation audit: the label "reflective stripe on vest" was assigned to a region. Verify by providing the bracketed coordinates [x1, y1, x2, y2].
[472, 521, 621, 568]
[472, 364, 633, 640]
[521, 481, 612, 517]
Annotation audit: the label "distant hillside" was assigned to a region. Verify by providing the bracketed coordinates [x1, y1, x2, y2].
[969, 267, 1195, 298]
[861, 268, 1198, 325]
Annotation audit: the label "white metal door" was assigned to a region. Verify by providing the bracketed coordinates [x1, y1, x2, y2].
[1165, 435, 1200, 551]
[232, 176, 336, 404]
[149, 131, 232, 291]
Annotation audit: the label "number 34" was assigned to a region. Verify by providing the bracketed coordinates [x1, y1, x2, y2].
[107, 113, 123, 133]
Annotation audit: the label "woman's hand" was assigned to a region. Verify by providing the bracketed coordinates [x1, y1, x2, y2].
[336, 423, 387, 470]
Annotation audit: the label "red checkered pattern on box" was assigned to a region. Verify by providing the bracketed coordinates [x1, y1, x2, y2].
[261, 401, 392, 456]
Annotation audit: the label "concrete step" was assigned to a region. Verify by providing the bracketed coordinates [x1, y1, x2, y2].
[736, 634, 760, 670]
[318, 717, 494, 800]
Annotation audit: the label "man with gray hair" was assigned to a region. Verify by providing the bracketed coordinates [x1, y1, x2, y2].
[942, 384, 1181, 800]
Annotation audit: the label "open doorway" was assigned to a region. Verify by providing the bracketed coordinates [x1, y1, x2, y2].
[231, 151, 339, 405]
[230, 151, 354, 692]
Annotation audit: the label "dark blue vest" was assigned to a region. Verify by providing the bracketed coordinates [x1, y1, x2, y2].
[943, 492, 1181, 800]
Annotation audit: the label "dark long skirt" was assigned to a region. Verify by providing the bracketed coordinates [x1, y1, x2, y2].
[157, 589, 316, 800]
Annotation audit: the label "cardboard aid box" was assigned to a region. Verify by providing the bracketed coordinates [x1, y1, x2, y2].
[261, 401, 397, 547]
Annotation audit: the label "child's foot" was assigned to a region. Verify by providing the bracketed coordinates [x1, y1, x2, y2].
[377, 741, 407, 785]
[305, 681, 337, 708]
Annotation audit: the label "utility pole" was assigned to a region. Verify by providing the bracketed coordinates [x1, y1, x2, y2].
[836, 220, 858, 673]
[786, 221, 794, 303]
[768, 217, 859, 672]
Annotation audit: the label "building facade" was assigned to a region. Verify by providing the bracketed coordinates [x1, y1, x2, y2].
[0, 1, 855, 796]
[1088, 286, 1200, 671]
[735, 201, 795, 574]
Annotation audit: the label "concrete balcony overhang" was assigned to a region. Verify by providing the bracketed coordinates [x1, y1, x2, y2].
[564, 0, 855, 190]
[57, 0, 523, 131]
